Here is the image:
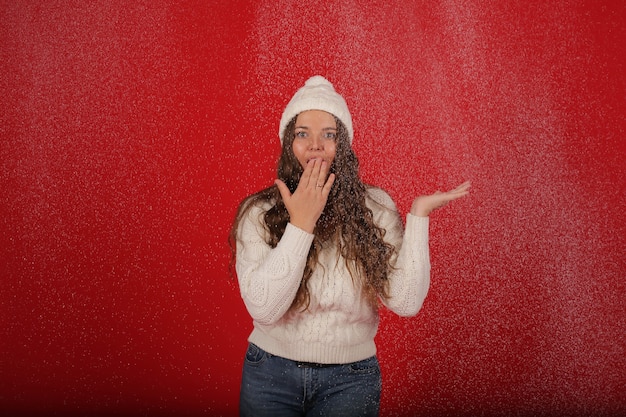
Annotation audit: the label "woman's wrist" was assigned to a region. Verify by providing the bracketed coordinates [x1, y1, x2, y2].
[410, 199, 430, 217]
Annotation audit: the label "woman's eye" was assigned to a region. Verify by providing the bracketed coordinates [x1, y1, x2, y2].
[295, 131, 307, 138]
[325, 132, 337, 140]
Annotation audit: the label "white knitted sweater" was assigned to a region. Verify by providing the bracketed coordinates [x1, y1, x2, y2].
[235, 187, 430, 364]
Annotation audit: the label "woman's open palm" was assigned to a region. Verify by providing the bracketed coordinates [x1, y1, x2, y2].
[410, 181, 471, 217]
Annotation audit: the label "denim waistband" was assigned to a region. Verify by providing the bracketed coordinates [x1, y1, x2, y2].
[295, 360, 340, 368]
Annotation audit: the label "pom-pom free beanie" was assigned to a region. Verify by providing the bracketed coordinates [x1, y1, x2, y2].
[279, 75, 353, 144]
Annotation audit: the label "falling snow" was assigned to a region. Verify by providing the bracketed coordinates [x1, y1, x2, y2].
[1, 1, 625, 416]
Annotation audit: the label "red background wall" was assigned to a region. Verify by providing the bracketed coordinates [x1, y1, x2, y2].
[2, 1, 624, 416]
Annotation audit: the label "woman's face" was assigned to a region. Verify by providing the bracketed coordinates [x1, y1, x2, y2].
[292, 110, 337, 170]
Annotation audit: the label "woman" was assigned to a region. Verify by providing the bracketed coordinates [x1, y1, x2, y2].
[230, 76, 470, 416]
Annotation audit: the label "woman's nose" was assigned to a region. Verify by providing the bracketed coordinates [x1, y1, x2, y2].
[309, 134, 323, 149]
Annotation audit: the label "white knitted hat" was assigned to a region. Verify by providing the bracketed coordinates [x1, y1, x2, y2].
[278, 75, 353, 144]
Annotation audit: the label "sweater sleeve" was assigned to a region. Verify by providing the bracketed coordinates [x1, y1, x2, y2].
[235, 204, 314, 325]
[368, 188, 431, 317]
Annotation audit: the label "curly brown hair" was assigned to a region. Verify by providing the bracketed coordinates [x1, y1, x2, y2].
[229, 116, 396, 310]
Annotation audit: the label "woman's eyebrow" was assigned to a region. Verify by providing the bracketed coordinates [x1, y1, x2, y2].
[294, 125, 336, 130]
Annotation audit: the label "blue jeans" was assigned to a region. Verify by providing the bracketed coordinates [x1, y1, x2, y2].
[239, 343, 382, 417]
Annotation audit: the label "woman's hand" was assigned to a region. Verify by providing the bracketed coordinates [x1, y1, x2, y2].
[410, 181, 471, 217]
[275, 159, 335, 233]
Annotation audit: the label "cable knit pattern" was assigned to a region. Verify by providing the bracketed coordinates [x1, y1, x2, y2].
[236, 187, 430, 364]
